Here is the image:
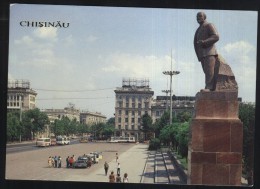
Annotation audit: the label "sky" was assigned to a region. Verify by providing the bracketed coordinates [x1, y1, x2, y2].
[8, 4, 258, 118]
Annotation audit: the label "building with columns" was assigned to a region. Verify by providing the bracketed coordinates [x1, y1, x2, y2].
[80, 111, 107, 125]
[114, 78, 154, 141]
[7, 80, 37, 111]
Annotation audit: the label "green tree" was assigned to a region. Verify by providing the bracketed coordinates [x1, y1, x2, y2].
[154, 111, 170, 138]
[239, 103, 255, 184]
[141, 113, 153, 140]
[22, 108, 49, 139]
[6, 111, 21, 142]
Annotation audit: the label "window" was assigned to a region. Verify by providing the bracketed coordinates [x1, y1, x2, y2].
[156, 111, 160, 116]
[138, 103, 141, 108]
[126, 103, 129, 108]
[119, 110, 122, 115]
[119, 102, 122, 108]
[131, 118, 135, 123]
[132, 102, 135, 108]
[125, 118, 128, 122]
[145, 102, 149, 108]
[132, 111, 135, 116]
[131, 125, 135, 130]
[125, 110, 128, 115]
[118, 118, 121, 123]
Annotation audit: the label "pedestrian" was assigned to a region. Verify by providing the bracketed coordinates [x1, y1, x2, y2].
[48, 156, 52, 168]
[108, 171, 115, 183]
[104, 161, 109, 175]
[123, 173, 129, 183]
[116, 152, 118, 162]
[54, 156, 58, 168]
[116, 174, 121, 183]
[117, 162, 120, 175]
[66, 156, 69, 168]
[51, 157, 55, 167]
[58, 156, 62, 168]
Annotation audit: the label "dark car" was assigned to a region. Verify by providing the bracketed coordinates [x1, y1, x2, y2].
[73, 160, 87, 168]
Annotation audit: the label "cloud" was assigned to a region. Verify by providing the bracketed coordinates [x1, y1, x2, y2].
[14, 35, 34, 45]
[219, 41, 256, 102]
[86, 35, 98, 42]
[33, 27, 58, 40]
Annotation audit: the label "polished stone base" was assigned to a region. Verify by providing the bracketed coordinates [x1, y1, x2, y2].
[187, 91, 243, 185]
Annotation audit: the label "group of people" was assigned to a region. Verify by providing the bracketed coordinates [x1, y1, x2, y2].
[66, 155, 76, 168]
[48, 156, 62, 168]
[105, 152, 129, 183]
[109, 171, 129, 183]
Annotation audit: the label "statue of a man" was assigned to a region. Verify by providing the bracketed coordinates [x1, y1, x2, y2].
[194, 12, 219, 92]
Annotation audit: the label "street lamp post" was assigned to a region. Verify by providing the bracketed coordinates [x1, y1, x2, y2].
[18, 94, 23, 143]
[162, 89, 171, 110]
[163, 52, 180, 125]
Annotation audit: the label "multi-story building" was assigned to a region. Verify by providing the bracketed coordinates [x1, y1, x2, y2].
[151, 96, 195, 123]
[80, 111, 107, 125]
[114, 78, 154, 141]
[7, 80, 37, 111]
[41, 105, 80, 124]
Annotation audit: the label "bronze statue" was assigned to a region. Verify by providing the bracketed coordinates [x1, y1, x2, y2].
[194, 12, 238, 92]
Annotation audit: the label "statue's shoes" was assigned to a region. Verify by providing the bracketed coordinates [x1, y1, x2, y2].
[200, 89, 211, 92]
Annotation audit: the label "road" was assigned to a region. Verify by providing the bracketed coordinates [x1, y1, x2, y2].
[5, 142, 143, 181]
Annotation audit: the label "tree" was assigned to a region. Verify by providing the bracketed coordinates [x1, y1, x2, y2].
[239, 102, 255, 185]
[141, 113, 153, 140]
[154, 111, 170, 138]
[22, 108, 49, 139]
[7, 111, 21, 142]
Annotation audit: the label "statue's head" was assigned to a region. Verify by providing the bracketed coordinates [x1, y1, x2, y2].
[197, 12, 206, 24]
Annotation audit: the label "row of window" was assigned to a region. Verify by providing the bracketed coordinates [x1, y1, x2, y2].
[7, 102, 24, 107]
[117, 95, 149, 102]
[117, 110, 149, 116]
[118, 117, 142, 124]
[118, 125, 141, 130]
[117, 102, 150, 108]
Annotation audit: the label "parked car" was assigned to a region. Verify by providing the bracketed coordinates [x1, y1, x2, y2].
[79, 137, 88, 143]
[85, 153, 99, 164]
[73, 159, 88, 168]
[90, 151, 103, 160]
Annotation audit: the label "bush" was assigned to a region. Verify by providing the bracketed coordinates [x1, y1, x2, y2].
[148, 138, 161, 150]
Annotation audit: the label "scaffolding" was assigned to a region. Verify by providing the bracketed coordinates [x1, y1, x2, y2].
[8, 80, 30, 89]
[122, 78, 149, 87]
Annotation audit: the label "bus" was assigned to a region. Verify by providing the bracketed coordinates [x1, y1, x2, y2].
[36, 137, 51, 147]
[109, 136, 135, 143]
[56, 136, 70, 145]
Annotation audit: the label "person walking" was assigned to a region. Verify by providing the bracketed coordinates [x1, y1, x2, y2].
[115, 153, 118, 162]
[116, 174, 121, 183]
[123, 173, 129, 183]
[54, 156, 58, 168]
[108, 171, 115, 183]
[104, 161, 109, 175]
[66, 156, 69, 168]
[117, 163, 120, 175]
[58, 156, 62, 168]
[48, 156, 52, 168]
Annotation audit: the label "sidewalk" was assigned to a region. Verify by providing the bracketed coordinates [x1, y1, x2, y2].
[84, 143, 149, 183]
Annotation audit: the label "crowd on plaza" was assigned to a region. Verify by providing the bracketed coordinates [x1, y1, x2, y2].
[47, 152, 129, 183]
[47, 156, 62, 168]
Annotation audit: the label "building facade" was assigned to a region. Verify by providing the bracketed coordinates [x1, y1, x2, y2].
[80, 111, 107, 125]
[41, 105, 81, 124]
[151, 96, 195, 123]
[7, 80, 37, 111]
[114, 78, 154, 141]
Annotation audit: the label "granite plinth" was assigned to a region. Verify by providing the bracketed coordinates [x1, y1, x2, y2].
[188, 91, 243, 185]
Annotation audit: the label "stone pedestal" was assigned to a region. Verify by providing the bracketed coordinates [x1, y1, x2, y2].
[187, 91, 243, 185]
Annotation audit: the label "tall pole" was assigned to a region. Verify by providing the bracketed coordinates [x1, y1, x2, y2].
[162, 90, 170, 110]
[163, 50, 180, 125]
[19, 94, 22, 143]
